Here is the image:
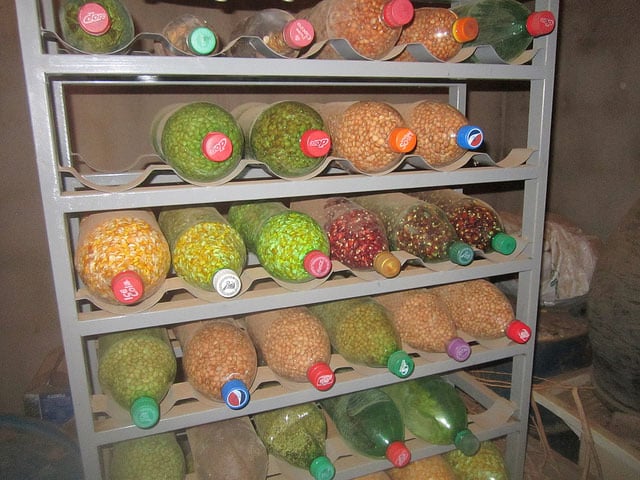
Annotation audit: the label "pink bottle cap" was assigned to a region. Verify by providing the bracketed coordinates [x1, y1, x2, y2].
[78, 3, 112, 36]
[283, 19, 315, 49]
[111, 270, 144, 305]
[300, 129, 331, 158]
[201, 132, 233, 162]
[307, 362, 335, 391]
[506, 320, 532, 344]
[303, 250, 332, 278]
[381, 0, 415, 28]
[386, 441, 411, 468]
[526, 11, 556, 37]
[447, 337, 472, 362]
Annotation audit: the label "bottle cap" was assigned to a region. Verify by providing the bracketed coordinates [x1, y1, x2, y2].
[388, 127, 417, 153]
[309, 455, 335, 480]
[447, 337, 472, 362]
[448, 241, 474, 266]
[506, 320, 532, 344]
[387, 350, 415, 378]
[111, 270, 144, 305]
[187, 26, 217, 55]
[373, 251, 401, 278]
[303, 250, 332, 278]
[386, 441, 411, 467]
[455, 429, 481, 456]
[283, 19, 315, 49]
[221, 379, 250, 410]
[307, 362, 335, 391]
[526, 11, 556, 37]
[381, 0, 415, 28]
[452, 17, 479, 43]
[78, 3, 111, 36]
[300, 129, 331, 158]
[130, 396, 160, 429]
[491, 232, 517, 255]
[456, 125, 484, 150]
[201, 132, 233, 162]
[212, 268, 242, 298]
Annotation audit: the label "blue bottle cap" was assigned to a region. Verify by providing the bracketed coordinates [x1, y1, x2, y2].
[456, 125, 484, 150]
[221, 379, 250, 410]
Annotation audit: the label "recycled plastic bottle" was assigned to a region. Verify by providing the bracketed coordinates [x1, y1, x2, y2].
[375, 289, 471, 362]
[228, 9, 315, 58]
[414, 189, 516, 255]
[452, 0, 556, 63]
[382, 376, 480, 456]
[387, 455, 457, 480]
[97, 328, 176, 429]
[444, 440, 509, 480]
[354, 192, 475, 265]
[109, 432, 186, 480]
[74, 210, 171, 306]
[308, 297, 414, 378]
[58, 0, 134, 54]
[227, 201, 332, 283]
[160, 13, 218, 56]
[320, 388, 411, 467]
[158, 206, 246, 298]
[252, 402, 336, 480]
[151, 102, 244, 183]
[233, 101, 331, 178]
[243, 307, 335, 391]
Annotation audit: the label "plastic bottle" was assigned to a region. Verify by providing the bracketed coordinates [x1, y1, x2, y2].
[395, 7, 479, 62]
[382, 376, 480, 456]
[74, 210, 171, 306]
[109, 432, 186, 480]
[320, 388, 411, 467]
[353, 192, 475, 265]
[444, 440, 509, 480]
[304, 0, 415, 59]
[97, 327, 176, 429]
[160, 13, 218, 56]
[308, 297, 414, 378]
[158, 206, 246, 298]
[58, 0, 134, 54]
[387, 455, 457, 480]
[228, 9, 315, 58]
[150, 102, 244, 184]
[243, 307, 335, 390]
[233, 101, 331, 178]
[227, 201, 332, 283]
[431, 279, 531, 343]
[252, 402, 336, 480]
[452, 0, 556, 63]
[375, 290, 471, 362]
[176, 319, 257, 410]
[414, 189, 517, 255]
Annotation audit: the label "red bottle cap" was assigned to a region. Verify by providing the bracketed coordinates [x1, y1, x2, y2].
[386, 441, 411, 467]
[526, 11, 556, 37]
[307, 362, 335, 391]
[303, 250, 332, 278]
[447, 337, 472, 362]
[381, 0, 415, 28]
[78, 3, 111, 36]
[111, 270, 144, 305]
[283, 19, 315, 49]
[452, 17, 479, 43]
[388, 127, 417, 153]
[201, 132, 233, 162]
[506, 320, 532, 344]
[300, 129, 331, 158]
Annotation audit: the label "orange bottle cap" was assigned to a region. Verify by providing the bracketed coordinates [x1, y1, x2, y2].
[111, 270, 144, 305]
[201, 132, 233, 162]
[452, 17, 479, 43]
[388, 127, 416, 153]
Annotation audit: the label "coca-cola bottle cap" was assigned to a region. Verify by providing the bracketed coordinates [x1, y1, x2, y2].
[457, 125, 484, 150]
[130, 396, 159, 429]
[307, 362, 335, 391]
[452, 17, 479, 43]
[447, 337, 472, 362]
[111, 270, 144, 305]
[212, 268, 242, 298]
[201, 132, 233, 162]
[387, 350, 415, 378]
[388, 127, 417, 153]
[78, 3, 112, 36]
[303, 250, 332, 278]
[506, 320, 532, 344]
[283, 19, 315, 49]
[300, 129, 331, 158]
[386, 441, 411, 467]
[526, 11, 556, 37]
[187, 26, 217, 55]
[373, 251, 401, 278]
[491, 232, 517, 255]
[221, 379, 250, 410]
[381, 0, 415, 28]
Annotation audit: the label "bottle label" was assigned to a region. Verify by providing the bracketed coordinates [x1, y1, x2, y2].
[465, 128, 484, 149]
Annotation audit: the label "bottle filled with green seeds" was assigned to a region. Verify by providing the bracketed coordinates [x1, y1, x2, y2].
[445, 440, 509, 480]
[109, 432, 186, 480]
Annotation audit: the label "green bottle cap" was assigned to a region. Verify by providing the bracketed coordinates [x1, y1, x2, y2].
[130, 396, 160, 429]
[387, 350, 414, 378]
[448, 241, 474, 266]
[309, 455, 335, 480]
[491, 232, 517, 255]
[187, 26, 217, 55]
[455, 429, 481, 456]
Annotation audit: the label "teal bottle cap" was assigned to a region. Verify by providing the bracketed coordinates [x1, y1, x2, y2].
[455, 429, 481, 456]
[387, 350, 414, 378]
[187, 26, 217, 55]
[309, 455, 335, 480]
[448, 241, 474, 266]
[491, 232, 517, 255]
[130, 396, 160, 429]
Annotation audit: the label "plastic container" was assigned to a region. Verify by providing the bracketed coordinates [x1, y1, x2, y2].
[176, 319, 257, 409]
[432, 279, 532, 343]
[160, 13, 218, 56]
[109, 432, 186, 480]
[158, 206, 246, 297]
[304, 0, 414, 59]
[353, 192, 475, 265]
[453, 0, 556, 63]
[252, 402, 336, 480]
[97, 328, 176, 429]
[444, 440, 509, 480]
[151, 102, 244, 183]
[227, 201, 332, 283]
[375, 289, 471, 361]
[233, 101, 331, 178]
[58, 0, 134, 54]
[243, 307, 335, 390]
[187, 417, 269, 480]
[382, 376, 480, 456]
[395, 7, 478, 62]
[320, 388, 411, 467]
[387, 455, 457, 480]
[308, 297, 414, 378]
[414, 189, 517, 255]
[74, 210, 171, 306]
[228, 9, 315, 58]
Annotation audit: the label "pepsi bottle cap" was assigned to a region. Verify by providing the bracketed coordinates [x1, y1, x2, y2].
[526, 11, 556, 37]
[456, 125, 484, 150]
[448, 241, 474, 266]
[221, 379, 250, 410]
[447, 337, 472, 362]
[212, 268, 242, 298]
[201, 132, 233, 162]
[78, 3, 111, 36]
[387, 350, 414, 378]
[282, 19, 315, 49]
[309, 455, 335, 480]
[130, 396, 160, 429]
[187, 26, 217, 55]
[386, 441, 411, 467]
[307, 362, 335, 391]
[506, 320, 532, 344]
[455, 429, 481, 456]
[373, 251, 401, 278]
[303, 250, 332, 278]
[300, 129, 331, 158]
[111, 270, 145, 305]
[381, 0, 415, 28]
[491, 232, 517, 255]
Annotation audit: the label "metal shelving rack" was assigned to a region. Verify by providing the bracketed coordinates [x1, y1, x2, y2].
[16, 1, 558, 478]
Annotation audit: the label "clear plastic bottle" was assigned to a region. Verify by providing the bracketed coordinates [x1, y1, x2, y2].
[160, 13, 218, 56]
[97, 328, 176, 429]
[158, 206, 246, 297]
[320, 388, 411, 467]
[109, 432, 186, 480]
[444, 440, 509, 480]
[228, 9, 315, 58]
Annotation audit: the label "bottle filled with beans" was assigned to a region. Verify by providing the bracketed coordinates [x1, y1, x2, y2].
[159, 13, 218, 56]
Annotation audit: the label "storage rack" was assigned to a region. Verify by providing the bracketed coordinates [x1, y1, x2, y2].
[15, 1, 558, 478]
